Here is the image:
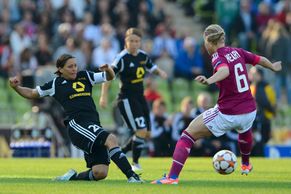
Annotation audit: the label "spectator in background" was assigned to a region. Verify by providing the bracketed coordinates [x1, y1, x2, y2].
[0, 9, 13, 38]
[54, 37, 86, 70]
[9, 23, 32, 58]
[200, 44, 218, 93]
[233, 0, 257, 50]
[0, 36, 14, 82]
[264, 21, 290, 105]
[249, 67, 276, 156]
[256, 1, 274, 34]
[154, 48, 175, 104]
[191, 92, 212, 117]
[150, 99, 172, 157]
[215, 0, 240, 43]
[152, 23, 177, 60]
[21, 10, 37, 41]
[171, 96, 195, 145]
[35, 33, 52, 67]
[82, 11, 101, 47]
[80, 40, 93, 69]
[174, 37, 203, 90]
[91, 38, 117, 71]
[18, 47, 38, 88]
[144, 76, 162, 109]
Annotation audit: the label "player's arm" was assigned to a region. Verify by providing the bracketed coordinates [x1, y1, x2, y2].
[99, 64, 115, 81]
[99, 81, 110, 109]
[257, 57, 282, 72]
[195, 66, 229, 85]
[153, 67, 168, 79]
[9, 77, 40, 99]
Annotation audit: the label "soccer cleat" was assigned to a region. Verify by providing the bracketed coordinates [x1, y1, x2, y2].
[54, 169, 77, 181]
[151, 175, 179, 185]
[131, 163, 142, 172]
[127, 173, 144, 183]
[241, 164, 253, 175]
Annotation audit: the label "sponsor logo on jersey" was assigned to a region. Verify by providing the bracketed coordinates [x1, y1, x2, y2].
[129, 62, 135, 67]
[78, 77, 86, 80]
[69, 92, 91, 99]
[73, 82, 85, 92]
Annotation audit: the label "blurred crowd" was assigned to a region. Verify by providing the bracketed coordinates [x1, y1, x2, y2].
[0, 0, 290, 157]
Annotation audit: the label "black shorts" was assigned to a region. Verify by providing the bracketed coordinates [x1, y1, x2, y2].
[67, 119, 110, 168]
[117, 96, 151, 132]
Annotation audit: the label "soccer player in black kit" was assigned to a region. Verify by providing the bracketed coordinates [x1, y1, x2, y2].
[9, 54, 143, 183]
[99, 28, 167, 171]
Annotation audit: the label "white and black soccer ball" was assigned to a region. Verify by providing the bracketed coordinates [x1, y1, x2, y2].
[212, 150, 237, 175]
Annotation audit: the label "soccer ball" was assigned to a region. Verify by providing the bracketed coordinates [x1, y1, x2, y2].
[212, 150, 237, 175]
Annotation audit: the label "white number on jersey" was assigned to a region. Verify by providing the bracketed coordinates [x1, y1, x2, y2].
[234, 63, 249, 93]
[135, 117, 146, 128]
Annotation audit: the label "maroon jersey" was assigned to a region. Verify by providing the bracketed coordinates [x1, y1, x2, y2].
[211, 47, 260, 115]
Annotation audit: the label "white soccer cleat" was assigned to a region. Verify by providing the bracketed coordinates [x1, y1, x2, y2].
[54, 169, 77, 181]
[131, 163, 142, 172]
[127, 173, 144, 183]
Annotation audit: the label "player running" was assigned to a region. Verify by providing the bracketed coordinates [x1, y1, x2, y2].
[99, 28, 167, 171]
[151, 24, 282, 184]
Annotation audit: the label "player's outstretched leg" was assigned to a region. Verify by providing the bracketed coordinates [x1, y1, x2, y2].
[238, 129, 253, 175]
[151, 131, 195, 184]
[106, 134, 144, 183]
[54, 169, 77, 181]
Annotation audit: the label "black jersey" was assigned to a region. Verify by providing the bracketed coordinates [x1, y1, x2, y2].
[111, 49, 157, 97]
[36, 70, 107, 122]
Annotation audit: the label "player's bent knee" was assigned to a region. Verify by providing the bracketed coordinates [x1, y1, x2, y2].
[135, 129, 148, 139]
[104, 134, 118, 148]
[92, 168, 108, 180]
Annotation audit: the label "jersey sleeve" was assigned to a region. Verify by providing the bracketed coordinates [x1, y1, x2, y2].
[86, 70, 107, 85]
[36, 78, 56, 97]
[213, 56, 229, 72]
[239, 48, 260, 66]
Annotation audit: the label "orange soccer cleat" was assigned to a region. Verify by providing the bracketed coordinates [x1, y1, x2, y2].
[241, 163, 253, 175]
[151, 175, 179, 185]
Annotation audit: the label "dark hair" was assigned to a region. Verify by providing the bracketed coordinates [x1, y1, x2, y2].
[55, 54, 75, 75]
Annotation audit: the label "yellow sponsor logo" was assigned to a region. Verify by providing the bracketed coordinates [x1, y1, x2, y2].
[78, 77, 86, 80]
[73, 82, 85, 92]
[69, 92, 91, 99]
[131, 78, 143, 83]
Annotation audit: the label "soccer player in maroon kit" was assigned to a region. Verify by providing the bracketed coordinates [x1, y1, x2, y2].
[152, 24, 282, 184]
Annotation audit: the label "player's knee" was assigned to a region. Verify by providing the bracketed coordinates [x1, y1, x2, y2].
[135, 129, 148, 139]
[92, 168, 108, 180]
[104, 134, 118, 148]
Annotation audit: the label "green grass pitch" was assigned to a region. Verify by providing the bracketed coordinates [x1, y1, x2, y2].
[0, 158, 290, 194]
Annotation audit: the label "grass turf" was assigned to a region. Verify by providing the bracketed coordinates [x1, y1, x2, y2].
[0, 158, 290, 194]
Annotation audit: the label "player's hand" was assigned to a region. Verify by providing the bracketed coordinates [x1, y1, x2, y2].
[9, 76, 20, 88]
[99, 64, 110, 71]
[99, 96, 108, 109]
[158, 69, 168, 79]
[195, 75, 209, 85]
[272, 61, 282, 72]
